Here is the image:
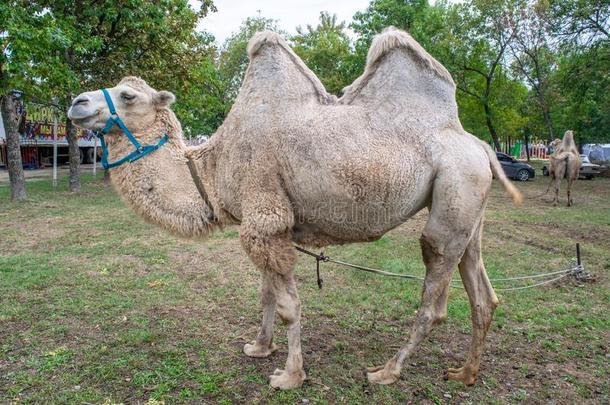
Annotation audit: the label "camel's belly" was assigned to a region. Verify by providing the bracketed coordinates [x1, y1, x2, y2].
[291, 209, 405, 247]
[288, 159, 432, 246]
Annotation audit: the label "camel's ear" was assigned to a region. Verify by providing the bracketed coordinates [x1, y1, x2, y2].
[154, 91, 176, 107]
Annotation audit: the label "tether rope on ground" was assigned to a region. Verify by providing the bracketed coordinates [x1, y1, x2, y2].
[295, 245, 592, 292]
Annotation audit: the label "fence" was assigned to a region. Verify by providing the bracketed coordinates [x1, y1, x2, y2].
[520, 141, 549, 160]
[495, 140, 549, 160]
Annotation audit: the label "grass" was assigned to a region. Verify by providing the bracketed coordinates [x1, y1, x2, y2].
[1, 173, 609, 404]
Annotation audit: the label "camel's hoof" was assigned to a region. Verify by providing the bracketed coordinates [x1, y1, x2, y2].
[444, 366, 477, 386]
[366, 365, 400, 385]
[269, 368, 306, 390]
[243, 341, 277, 358]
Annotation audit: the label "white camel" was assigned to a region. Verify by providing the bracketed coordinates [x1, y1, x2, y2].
[68, 28, 521, 389]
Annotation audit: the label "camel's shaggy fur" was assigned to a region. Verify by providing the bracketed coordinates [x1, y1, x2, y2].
[69, 28, 522, 390]
[546, 130, 581, 206]
[69, 77, 217, 237]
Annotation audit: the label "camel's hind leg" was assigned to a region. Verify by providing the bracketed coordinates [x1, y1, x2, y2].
[446, 221, 498, 385]
[367, 170, 486, 385]
[552, 164, 566, 206]
[544, 174, 554, 195]
[566, 176, 575, 207]
[552, 176, 561, 206]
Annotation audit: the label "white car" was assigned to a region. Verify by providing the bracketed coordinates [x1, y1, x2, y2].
[542, 155, 608, 179]
[578, 155, 608, 179]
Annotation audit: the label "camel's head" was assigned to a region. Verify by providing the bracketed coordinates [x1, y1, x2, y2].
[550, 138, 562, 150]
[68, 77, 175, 134]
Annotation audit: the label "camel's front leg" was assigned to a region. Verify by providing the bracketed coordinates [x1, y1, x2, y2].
[241, 231, 305, 390]
[239, 169, 305, 389]
[244, 272, 278, 358]
[268, 270, 306, 389]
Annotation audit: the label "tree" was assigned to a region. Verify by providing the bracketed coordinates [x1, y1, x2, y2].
[1, 92, 26, 200]
[440, 0, 521, 150]
[0, 1, 56, 200]
[510, 2, 557, 140]
[171, 47, 227, 137]
[551, 0, 610, 45]
[42, 0, 217, 189]
[552, 43, 610, 144]
[3, 0, 218, 193]
[351, 0, 431, 45]
[292, 12, 352, 95]
[548, 0, 609, 144]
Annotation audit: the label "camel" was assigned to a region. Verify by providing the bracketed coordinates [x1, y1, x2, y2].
[68, 28, 522, 390]
[546, 130, 581, 206]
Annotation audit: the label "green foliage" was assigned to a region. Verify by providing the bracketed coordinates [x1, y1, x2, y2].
[552, 43, 610, 144]
[171, 53, 228, 137]
[550, 0, 610, 46]
[291, 12, 353, 95]
[0, 1, 76, 98]
[347, 0, 432, 83]
[1, 0, 218, 137]
[351, 0, 430, 44]
[1, 0, 608, 142]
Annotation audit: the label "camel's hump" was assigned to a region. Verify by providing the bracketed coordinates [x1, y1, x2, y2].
[242, 30, 335, 105]
[368, 27, 454, 85]
[247, 30, 287, 59]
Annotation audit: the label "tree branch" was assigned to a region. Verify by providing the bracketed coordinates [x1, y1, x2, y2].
[456, 85, 481, 100]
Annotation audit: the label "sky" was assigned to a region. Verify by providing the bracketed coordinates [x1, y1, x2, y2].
[194, 0, 372, 45]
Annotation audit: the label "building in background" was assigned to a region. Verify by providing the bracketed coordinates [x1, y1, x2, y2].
[0, 103, 98, 169]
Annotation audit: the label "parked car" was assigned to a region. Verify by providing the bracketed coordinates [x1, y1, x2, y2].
[542, 155, 608, 179]
[496, 152, 536, 181]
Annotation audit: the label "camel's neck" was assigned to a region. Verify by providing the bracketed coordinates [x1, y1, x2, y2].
[107, 110, 216, 238]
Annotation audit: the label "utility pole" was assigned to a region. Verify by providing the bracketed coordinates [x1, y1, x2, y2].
[52, 109, 58, 188]
[53, 97, 58, 188]
[92, 135, 97, 177]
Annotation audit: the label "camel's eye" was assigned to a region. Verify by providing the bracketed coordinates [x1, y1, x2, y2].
[121, 92, 137, 102]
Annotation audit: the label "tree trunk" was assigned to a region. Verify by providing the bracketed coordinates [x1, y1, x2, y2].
[65, 116, 81, 192]
[524, 131, 531, 162]
[103, 168, 110, 185]
[1, 94, 27, 201]
[541, 105, 554, 142]
[483, 102, 501, 151]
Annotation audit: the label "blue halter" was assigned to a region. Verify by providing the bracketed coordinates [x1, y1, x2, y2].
[96, 88, 169, 169]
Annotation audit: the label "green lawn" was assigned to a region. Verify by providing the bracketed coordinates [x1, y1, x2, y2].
[1, 174, 609, 404]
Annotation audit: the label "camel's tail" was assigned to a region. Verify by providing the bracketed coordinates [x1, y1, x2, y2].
[480, 142, 523, 205]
